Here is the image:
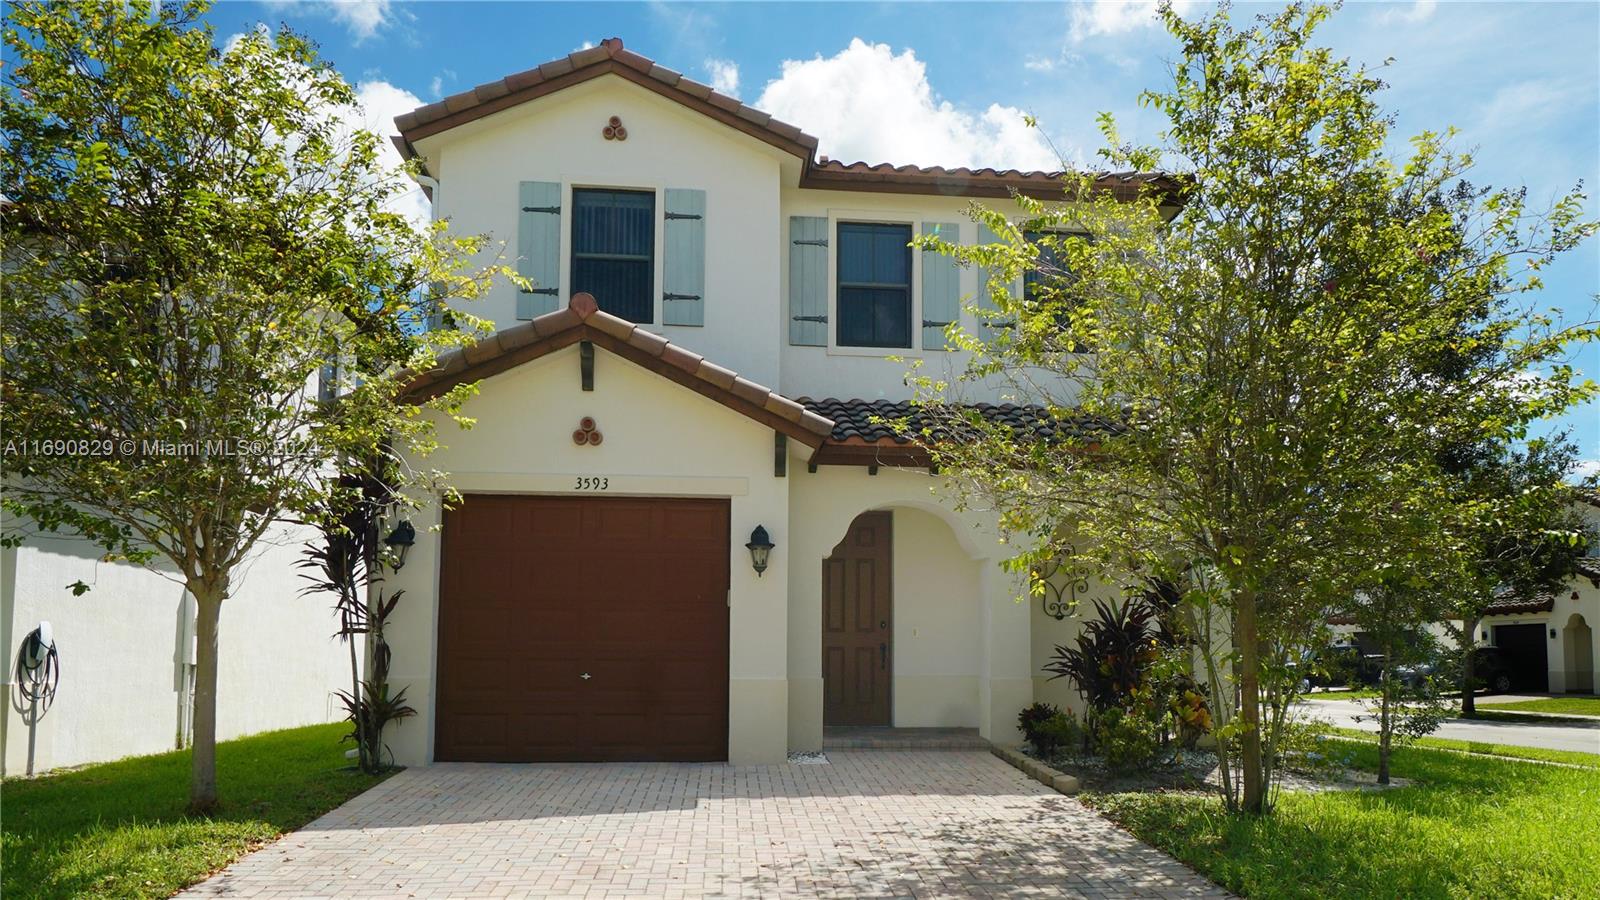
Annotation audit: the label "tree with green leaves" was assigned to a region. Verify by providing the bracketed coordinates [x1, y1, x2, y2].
[912, 1, 1596, 814]
[1, 1, 513, 811]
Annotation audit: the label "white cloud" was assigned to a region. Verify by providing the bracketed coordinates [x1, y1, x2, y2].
[1474, 78, 1586, 135]
[1574, 458, 1600, 481]
[260, 1, 402, 44]
[1373, 1, 1438, 27]
[704, 58, 740, 98]
[1069, 0, 1194, 42]
[222, 30, 429, 230]
[754, 39, 1062, 170]
[428, 75, 443, 99]
[575, 40, 596, 52]
[1024, 55, 1057, 73]
[344, 79, 431, 229]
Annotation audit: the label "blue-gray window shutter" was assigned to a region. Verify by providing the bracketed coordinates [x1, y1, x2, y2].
[976, 223, 1017, 340]
[517, 181, 561, 320]
[920, 222, 960, 350]
[662, 189, 706, 326]
[788, 216, 827, 346]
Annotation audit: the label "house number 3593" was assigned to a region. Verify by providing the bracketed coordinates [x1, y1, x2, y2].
[574, 476, 609, 490]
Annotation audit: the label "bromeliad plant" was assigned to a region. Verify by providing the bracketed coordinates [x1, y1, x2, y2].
[1043, 579, 1210, 760]
[299, 465, 415, 773]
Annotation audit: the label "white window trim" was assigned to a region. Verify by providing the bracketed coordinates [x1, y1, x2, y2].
[825, 207, 927, 357]
[560, 176, 668, 333]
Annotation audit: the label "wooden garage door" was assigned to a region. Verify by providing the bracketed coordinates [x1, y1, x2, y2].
[435, 495, 730, 762]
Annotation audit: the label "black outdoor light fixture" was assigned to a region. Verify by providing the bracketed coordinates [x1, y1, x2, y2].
[745, 525, 775, 577]
[384, 520, 416, 572]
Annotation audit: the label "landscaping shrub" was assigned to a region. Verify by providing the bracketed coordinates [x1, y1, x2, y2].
[1017, 702, 1063, 755]
[1095, 701, 1165, 772]
[1041, 578, 1211, 764]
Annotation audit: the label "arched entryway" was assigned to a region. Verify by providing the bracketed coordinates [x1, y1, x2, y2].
[1564, 614, 1594, 694]
[822, 512, 894, 725]
[819, 507, 986, 731]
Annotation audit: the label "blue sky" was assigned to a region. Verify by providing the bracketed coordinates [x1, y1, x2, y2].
[212, 1, 1599, 470]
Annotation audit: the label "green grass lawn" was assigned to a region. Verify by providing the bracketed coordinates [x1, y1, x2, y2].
[1085, 741, 1600, 899]
[1326, 726, 1600, 769]
[1479, 696, 1600, 717]
[1, 723, 390, 900]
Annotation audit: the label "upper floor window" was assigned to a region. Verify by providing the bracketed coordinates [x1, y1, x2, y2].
[1023, 230, 1071, 304]
[837, 222, 912, 349]
[572, 188, 655, 323]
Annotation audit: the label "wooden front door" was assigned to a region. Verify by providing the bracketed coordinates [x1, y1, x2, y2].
[434, 494, 730, 762]
[822, 511, 892, 725]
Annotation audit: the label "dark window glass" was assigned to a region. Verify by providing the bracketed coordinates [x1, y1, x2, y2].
[1023, 230, 1070, 304]
[1024, 230, 1090, 350]
[836, 222, 912, 348]
[572, 188, 655, 323]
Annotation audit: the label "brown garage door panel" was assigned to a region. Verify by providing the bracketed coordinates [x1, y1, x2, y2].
[436, 495, 730, 762]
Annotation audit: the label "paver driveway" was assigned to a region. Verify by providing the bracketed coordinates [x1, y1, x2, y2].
[183, 750, 1225, 899]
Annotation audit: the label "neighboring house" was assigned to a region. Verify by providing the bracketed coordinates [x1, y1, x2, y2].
[1326, 495, 1600, 695]
[1, 522, 348, 776]
[378, 38, 1181, 766]
[1473, 496, 1600, 694]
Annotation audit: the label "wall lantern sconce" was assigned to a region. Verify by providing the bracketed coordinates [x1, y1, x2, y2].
[1550, 627, 1558, 639]
[384, 520, 416, 572]
[745, 525, 775, 577]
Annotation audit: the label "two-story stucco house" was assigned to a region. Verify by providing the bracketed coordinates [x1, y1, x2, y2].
[380, 38, 1182, 766]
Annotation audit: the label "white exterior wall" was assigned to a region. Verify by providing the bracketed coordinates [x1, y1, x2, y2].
[1, 526, 346, 776]
[425, 78, 786, 385]
[382, 343, 792, 766]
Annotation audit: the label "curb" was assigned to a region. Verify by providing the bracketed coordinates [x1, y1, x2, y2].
[991, 744, 1081, 795]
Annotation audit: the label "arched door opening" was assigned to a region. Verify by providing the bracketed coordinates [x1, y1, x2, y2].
[822, 512, 893, 726]
[1564, 614, 1594, 694]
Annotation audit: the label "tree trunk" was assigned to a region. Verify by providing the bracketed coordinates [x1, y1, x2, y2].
[1460, 616, 1480, 718]
[189, 586, 224, 813]
[1236, 588, 1266, 814]
[1377, 663, 1392, 785]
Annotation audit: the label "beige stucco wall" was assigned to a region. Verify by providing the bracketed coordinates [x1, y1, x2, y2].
[1, 525, 345, 776]
[382, 342, 791, 766]
[890, 507, 981, 727]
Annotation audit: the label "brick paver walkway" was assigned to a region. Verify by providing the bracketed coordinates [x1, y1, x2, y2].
[182, 750, 1225, 899]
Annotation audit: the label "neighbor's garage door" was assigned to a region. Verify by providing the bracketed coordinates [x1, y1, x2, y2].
[1494, 624, 1549, 693]
[435, 495, 729, 762]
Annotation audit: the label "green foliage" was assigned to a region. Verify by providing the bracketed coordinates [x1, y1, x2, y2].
[1094, 699, 1168, 772]
[1018, 703, 1083, 758]
[1, 0, 512, 565]
[1086, 741, 1600, 899]
[910, 1, 1597, 813]
[0, 724, 390, 900]
[0, 0, 517, 808]
[1479, 696, 1600, 717]
[1325, 726, 1600, 768]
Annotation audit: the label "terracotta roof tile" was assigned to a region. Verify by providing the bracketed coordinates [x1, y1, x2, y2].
[696, 360, 738, 391]
[646, 63, 682, 85]
[625, 327, 669, 357]
[402, 294, 835, 446]
[797, 397, 1100, 445]
[535, 57, 573, 80]
[1483, 590, 1556, 616]
[473, 80, 511, 102]
[391, 37, 1177, 204]
[658, 343, 703, 375]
